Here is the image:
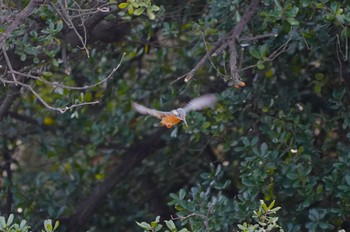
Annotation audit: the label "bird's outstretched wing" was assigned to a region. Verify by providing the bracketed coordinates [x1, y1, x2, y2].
[132, 102, 171, 119]
[183, 94, 218, 113]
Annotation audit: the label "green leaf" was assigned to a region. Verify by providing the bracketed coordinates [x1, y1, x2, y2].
[128, 5, 134, 14]
[287, 172, 298, 180]
[7, 214, 14, 225]
[260, 143, 268, 156]
[344, 174, 350, 185]
[249, 47, 261, 59]
[257, 62, 265, 70]
[259, 44, 269, 58]
[147, 9, 156, 20]
[333, 88, 346, 99]
[242, 137, 250, 146]
[45, 220, 53, 232]
[118, 3, 128, 9]
[33, 56, 40, 64]
[286, 18, 299, 25]
[269, 206, 281, 213]
[268, 200, 275, 210]
[0, 216, 6, 227]
[154, 224, 163, 231]
[215, 164, 222, 176]
[261, 202, 269, 212]
[164, 220, 176, 230]
[308, 209, 320, 221]
[136, 221, 152, 230]
[20, 53, 26, 61]
[151, 5, 160, 11]
[154, 216, 160, 223]
[134, 7, 145, 16]
[56, 20, 63, 32]
[178, 229, 190, 232]
[20, 220, 27, 229]
[150, 221, 158, 228]
[179, 189, 186, 199]
[53, 220, 59, 231]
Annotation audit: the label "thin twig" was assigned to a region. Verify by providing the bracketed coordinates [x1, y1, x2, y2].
[200, 31, 226, 80]
[299, 28, 310, 50]
[2, 137, 13, 215]
[176, 0, 261, 83]
[53, 1, 90, 57]
[0, 0, 44, 48]
[228, 38, 241, 84]
[9, 52, 126, 90]
[239, 36, 292, 72]
[171, 213, 208, 221]
[237, 32, 278, 43]
[1, 49, 125, 113]
[336, 30, 348, 61]
[2, 46, 17, 83]
[0, 77, 99, 113]
[336, 35, 343, 81]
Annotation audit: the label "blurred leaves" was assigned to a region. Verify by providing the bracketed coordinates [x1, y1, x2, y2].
[1, 0, 350, 231]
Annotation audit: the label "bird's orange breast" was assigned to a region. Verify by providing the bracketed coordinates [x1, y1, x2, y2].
[160, 115, 181, 128]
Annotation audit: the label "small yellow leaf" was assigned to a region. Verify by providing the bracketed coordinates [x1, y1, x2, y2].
[265, 68, 273, 78]
[128, 5, 134, 15]
[43, 116, 55, 126]
[95, 173, 105, 180]
[118, 3, 128, 9]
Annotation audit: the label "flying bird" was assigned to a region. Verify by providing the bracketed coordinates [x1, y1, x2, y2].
[132, 94, 217, 128]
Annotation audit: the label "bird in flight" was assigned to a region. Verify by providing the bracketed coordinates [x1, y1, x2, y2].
[133, 94, 217, 128]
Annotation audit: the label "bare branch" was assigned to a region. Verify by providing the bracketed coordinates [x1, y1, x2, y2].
[336, 35, 343, 81]
[228, 39, 241, 84]
[0, 77, 99, 113]
[0, 85, 21, 121]
[2, 137, 14, 216]
[181, 0, 262, 83]
[237, 32, 278, 43]
[10, 52, 125, 91]
[171, 213, 208, 221]
[0, 50, 125, 113]
[65, 128, 167, 232]
[239, 35, 292, 72]
[2, 46, 17, 83]
[0, 0, 45, 48]
[52, 1, 90, 57]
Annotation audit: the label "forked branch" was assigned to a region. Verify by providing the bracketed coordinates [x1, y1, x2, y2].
[0, 48, 125, 114]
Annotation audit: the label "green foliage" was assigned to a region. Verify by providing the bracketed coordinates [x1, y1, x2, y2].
[167, 165, 232, 231]
[0, 214, 58, 232]
[2, 0, 350, 231]
[136, 216, 190, 232]
[136, 198, 284, 232]
[237, 200, 283, 232]
[118, 0, 160, 19]
[42, 219, 60, 232]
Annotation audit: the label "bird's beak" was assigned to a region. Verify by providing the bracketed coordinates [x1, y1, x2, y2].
[182, 117, 188, 127]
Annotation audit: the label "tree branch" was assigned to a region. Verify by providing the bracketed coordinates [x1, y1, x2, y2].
[2, 137, 13, 216]
[0, 0, 45, 120]
[0, 0, 45, 48]
[65, 128, 167, 232]
[181, 0, 261, 83]
[0, 77, 24, 121]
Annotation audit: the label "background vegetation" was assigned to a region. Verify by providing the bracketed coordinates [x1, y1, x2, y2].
[0, 0, 349, 231]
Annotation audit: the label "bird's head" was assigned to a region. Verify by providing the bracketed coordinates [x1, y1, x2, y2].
[172, 108, 188, 126]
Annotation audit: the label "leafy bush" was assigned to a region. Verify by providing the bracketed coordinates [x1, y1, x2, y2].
[0, 214, 59, 232]
[136, 166, 284, 232]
